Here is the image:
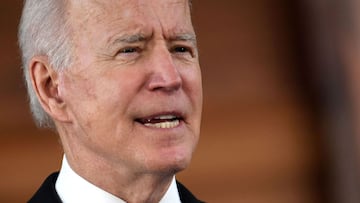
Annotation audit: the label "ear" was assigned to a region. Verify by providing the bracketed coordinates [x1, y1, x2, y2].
[29, 56, 70, 123]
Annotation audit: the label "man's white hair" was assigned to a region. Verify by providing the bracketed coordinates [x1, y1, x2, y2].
[18, 0, 72, 129]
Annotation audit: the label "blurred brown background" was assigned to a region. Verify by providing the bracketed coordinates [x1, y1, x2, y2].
[1, 0, 360, 202]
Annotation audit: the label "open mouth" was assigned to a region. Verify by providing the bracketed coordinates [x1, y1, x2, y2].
[135, 114, 183, 129]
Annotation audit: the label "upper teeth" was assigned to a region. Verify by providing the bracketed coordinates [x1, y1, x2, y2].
[154, 115, 177, 120]
[144, 120, 180, 129]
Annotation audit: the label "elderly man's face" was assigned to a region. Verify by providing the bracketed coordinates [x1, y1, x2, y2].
[59, 0, 202, 173]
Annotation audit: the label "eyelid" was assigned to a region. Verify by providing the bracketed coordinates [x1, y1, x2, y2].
[112, 39, 146, 55]
[173, 46, 190, 53]
[112, 46, 143, 63]
[120, 47, 139, 53]
[115, 46, 142, 55]
[171, 44, 196, 58]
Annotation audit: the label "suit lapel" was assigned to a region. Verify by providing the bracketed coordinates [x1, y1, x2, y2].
[28, 172, 62, 203]
[176, 181, 204, 203]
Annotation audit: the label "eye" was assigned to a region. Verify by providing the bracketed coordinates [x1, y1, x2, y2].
[171, 46, 194, 58]
[114, 47, 142, 62]
[119, 47, 139, 54]
[174, 46, 189, 53]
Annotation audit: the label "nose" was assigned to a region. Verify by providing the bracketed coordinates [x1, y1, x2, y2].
[147, 47, 182, 92]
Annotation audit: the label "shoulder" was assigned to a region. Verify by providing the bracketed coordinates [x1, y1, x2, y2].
[176, 181, 205, 203]
[28, 172, 62, 203]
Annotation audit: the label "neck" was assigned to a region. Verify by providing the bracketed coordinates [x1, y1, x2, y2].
[63, 151, 175, 203]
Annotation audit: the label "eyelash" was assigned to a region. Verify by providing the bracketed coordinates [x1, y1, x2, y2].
[173, 46, 188, 52]
[171, 46, 194, 57]
[119, 47, 140, 54]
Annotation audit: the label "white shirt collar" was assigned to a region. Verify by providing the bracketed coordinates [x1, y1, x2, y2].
[55, 155, 181, 203]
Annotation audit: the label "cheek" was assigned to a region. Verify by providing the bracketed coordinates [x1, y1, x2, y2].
[182, 67, 203, 106]
[83, 70, 145, 130]
[61, 74, 121, 126]
[181, 66, 203, 136]
[61, 75, 96, 120]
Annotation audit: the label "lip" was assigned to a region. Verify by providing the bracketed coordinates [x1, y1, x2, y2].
[136, 111, 183, 122]
[135, 119, 185, 130]
[134, 111, 186, 129]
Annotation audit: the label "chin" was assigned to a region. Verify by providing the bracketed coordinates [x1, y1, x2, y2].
[169, 155, 192, 173]
[155, 159, 191, 175]
[146, 148, 194, 174]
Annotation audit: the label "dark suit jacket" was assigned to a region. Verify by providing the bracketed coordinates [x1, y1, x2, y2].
[28, 172, 203, 203]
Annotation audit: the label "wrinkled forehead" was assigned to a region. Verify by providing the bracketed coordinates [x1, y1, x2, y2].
[65, 0, 194, 41]
[71, 0, 190, 9]
[66, 0, 191, 22]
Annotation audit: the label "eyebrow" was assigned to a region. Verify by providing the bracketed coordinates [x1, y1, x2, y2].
[170, 33, 197, 47]
[108, 32, 197, 49]
[111, 34, 147, 45]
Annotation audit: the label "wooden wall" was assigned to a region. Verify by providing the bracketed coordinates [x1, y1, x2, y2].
[0, 0, 323, 202]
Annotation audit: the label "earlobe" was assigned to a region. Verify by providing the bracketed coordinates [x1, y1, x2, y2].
[29, 56, 70, 123]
